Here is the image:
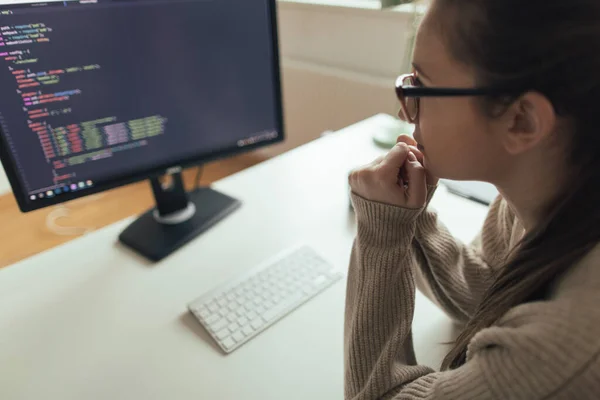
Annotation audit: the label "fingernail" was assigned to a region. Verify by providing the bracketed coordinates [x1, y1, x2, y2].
[408, 152, 417, 161]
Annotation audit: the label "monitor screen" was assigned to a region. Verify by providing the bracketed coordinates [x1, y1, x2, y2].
[0, 0, 283, 211]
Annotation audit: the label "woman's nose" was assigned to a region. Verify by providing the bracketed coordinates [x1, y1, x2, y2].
[397, 107, 408, 122]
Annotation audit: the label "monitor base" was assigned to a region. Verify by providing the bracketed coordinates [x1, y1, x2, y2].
[119, 175, 241, 262]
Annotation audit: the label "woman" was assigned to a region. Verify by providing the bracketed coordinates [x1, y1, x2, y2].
[345, 0, 600, 398]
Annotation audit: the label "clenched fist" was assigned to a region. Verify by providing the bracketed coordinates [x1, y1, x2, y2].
[348, 135, 436, 209]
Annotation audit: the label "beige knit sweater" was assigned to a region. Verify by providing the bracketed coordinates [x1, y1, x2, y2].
[345, 186, 600, 400]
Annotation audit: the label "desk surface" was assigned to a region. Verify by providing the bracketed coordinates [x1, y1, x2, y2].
[0, 114, 489, 400]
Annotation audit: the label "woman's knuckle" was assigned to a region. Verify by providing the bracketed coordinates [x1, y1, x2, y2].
[349, 168, 366, 182]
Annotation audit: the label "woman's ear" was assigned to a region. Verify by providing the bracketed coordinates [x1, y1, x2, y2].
[500, 92, 556, 155]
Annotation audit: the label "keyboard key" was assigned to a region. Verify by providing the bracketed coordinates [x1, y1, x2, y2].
[198, 308, 211, 320]
[232, 331, 245, 342]
[209, 318, 228, 333]
[228, 322, 238, 332]
[250, 318, 264, 330]
[242, 326, 254, 336]
[205, 314, 221, 325]
[216, 297, 227, 308]
[222, 337, 236, 351]
[226, 313, 237, 323]
[207, 302, 219, 313]
[264, 292, 303, 322]
[246, 310, 258, 320]
[263, 300, 275, 310]
[216, 328, 231, 341]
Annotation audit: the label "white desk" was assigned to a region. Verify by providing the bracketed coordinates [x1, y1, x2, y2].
[0, 114, 490, 400]
[0, 166, 10, 195]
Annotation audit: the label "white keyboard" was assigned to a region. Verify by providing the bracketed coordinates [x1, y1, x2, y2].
[188, 245, 343, 353]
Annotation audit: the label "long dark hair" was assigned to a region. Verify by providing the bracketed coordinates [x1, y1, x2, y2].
[434, 0, 600, 370]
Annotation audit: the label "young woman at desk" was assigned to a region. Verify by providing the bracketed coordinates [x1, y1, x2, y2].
[346, 0, 600, 398]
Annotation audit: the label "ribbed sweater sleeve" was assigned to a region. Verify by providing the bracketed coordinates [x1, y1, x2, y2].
[412, 193, 517, 323]
[344, 191, 600, 400]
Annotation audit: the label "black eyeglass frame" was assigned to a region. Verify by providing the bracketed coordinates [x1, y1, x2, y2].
[395, 73, 504, 123]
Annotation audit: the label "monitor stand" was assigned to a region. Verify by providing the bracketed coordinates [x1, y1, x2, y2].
[118, 171, 241, 262]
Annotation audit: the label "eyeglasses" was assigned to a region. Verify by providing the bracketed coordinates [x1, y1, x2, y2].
[395, 73, 500, 123]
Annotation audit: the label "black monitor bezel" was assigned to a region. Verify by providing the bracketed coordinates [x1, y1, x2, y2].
[0, 0, 285, 213]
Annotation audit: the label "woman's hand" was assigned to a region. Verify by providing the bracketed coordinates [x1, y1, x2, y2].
[348, 137, 428, 209]
[396, 134, 439, 187]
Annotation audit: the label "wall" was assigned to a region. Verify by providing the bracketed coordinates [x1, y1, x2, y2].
[264, 0, 417, 156]
[0, 1, 416, 194]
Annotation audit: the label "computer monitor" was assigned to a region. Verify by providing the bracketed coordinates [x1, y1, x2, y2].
[0, 0, 284, 261]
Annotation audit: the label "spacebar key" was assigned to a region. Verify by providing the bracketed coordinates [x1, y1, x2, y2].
[263, 292, 304, 322]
